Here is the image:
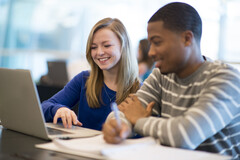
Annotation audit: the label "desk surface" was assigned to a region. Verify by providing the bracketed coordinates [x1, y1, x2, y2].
[0, 125, 92, 160]
[0, 125, 231, 160]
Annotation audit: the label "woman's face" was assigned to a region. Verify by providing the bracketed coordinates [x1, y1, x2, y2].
[91, 28, 122, 73]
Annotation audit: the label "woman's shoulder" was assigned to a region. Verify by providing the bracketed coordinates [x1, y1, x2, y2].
[75, 70, 90, 77]
[65, 70, 90, 88]
[71, 70, 90, 82]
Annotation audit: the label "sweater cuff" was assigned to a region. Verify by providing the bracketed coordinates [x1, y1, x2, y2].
[134, 117, 149, 136]
[51, 104, 66, 118]
[106, 111, 132, 127]
[106, 111, 133, 137]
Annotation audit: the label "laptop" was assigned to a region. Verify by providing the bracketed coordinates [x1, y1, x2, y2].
[0, 68, 101, 140]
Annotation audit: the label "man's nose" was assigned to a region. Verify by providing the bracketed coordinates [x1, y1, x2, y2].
[148, 45, 155, 59]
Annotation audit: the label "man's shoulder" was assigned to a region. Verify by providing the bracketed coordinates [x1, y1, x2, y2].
[205, 60, 240, 82]
[207, 60, 239, 72]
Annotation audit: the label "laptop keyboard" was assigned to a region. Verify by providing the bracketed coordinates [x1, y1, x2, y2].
[47, 127, 72, 135]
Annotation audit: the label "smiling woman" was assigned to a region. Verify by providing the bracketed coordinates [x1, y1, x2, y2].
[85, 18, 140, 107]
[41, 17, 140, 131]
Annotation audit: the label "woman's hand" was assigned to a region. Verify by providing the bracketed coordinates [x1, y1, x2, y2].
[53, 107, 82, 128]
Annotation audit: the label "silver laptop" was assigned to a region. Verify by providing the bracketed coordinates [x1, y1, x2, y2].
[0, 68, 101, 140]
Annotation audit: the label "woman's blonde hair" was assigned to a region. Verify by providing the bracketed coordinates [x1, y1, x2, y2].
[85, 17, 140, 108]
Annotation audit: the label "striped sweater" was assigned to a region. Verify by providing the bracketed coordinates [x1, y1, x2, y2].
[115, 60, 240, 159]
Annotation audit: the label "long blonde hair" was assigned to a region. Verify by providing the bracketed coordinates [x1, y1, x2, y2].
[85, 18, 140, 108]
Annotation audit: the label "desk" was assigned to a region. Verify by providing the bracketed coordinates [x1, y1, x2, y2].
[0, 125, 231, 160]
[0, 126, 92, 160]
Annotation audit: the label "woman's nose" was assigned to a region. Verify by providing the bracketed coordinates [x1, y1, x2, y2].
[97, 47, 104, 55]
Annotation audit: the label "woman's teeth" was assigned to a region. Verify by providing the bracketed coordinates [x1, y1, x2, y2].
[99, 58, 109, 61]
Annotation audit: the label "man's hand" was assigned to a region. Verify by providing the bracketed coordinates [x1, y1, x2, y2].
[118, 94, 155, 125]
[53, 107, 82, 128]
[102, 119, 131, 144]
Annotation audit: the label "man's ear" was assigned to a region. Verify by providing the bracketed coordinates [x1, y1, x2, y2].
[182, 30, 194, 46]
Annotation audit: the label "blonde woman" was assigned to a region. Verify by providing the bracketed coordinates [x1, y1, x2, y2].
[41, 18, 140, 130]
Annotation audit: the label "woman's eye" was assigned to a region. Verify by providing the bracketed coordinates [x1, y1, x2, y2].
[91, 46, 97, 50]
[104, 45, 111, 48]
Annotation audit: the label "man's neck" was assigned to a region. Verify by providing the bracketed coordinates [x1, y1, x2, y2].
[177, 53, 205, 79]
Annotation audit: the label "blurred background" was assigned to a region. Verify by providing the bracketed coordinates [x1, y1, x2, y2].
[0, 0, 240, 83]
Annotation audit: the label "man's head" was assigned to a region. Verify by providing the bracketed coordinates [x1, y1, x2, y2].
[147, 2, 203, 78]
[149, 2, 202, 44]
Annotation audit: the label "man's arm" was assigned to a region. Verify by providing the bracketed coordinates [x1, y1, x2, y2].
[131, 66, 240, 149]
[103, 66, 240, 149]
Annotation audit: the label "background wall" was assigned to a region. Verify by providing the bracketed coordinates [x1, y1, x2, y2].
[0, 0, 240, 81]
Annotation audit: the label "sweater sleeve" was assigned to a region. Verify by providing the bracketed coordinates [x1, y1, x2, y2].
[41, 71, 87, 122]
[134, 66, 240, 149]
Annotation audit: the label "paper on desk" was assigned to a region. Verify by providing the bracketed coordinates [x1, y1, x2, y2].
[36, 134, 157, 159]
[36, 135, 230, 160]
[53, 134, 156, 154]
[36, 141, 105, 159]
[103, 144, 231, 160]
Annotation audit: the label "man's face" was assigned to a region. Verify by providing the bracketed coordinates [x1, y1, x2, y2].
[147, 21, 190, 75]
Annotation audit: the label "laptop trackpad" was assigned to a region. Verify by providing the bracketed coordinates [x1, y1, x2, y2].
[46, 122, 102, 138]
[47, 127, 72, 135]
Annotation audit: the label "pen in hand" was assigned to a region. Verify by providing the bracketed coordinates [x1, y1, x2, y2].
[111, 102, 121, 128]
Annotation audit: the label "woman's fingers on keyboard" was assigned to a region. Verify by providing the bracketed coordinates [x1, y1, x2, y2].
[54, 107, 82, 128]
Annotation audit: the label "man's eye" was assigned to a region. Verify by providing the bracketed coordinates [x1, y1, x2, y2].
[153, 41, 161, 45]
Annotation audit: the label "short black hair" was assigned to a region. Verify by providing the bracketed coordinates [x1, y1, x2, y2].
[148, 2, 202, 43]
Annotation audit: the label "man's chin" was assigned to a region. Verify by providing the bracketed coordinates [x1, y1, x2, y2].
[161, 71, 168, 75]
[159, 68, 169, 75]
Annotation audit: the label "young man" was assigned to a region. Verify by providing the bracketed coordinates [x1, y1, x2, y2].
[102, 2, 240, 159]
